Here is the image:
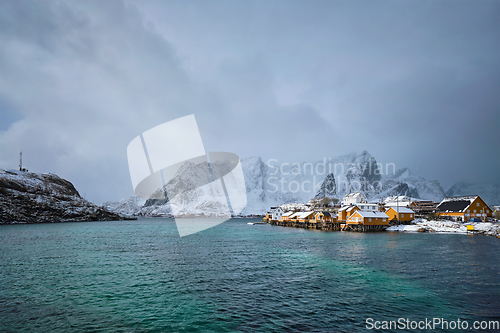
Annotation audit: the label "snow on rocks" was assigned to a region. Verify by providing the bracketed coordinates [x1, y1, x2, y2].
[0, 169, 127, 223]
[387, 218, 500, 238]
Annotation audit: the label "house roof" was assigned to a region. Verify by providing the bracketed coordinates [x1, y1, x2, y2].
[282, 212, 294, 217]
[296, 211, 314, 219]
[384, 195, 410, 203]
[385, 201, 412, 208]
[436, 196, 480, 213]
[358, 204, 380, 211]
[338, 206, 350, 212]
[386, 207, 415, 214]
[347, 206, 359, 212]
[441, 195, 478, 203]
[343, 192, 366, 200]
[355, 211, 389, 218]
[315, 211, 331, 217]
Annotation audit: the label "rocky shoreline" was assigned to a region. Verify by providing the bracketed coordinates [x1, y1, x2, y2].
[387, 219, 500, 238]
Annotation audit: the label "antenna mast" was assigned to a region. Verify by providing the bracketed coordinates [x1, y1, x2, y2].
[19, 151, 22, 171]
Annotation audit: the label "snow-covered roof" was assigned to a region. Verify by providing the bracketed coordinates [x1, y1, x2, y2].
[385, 207, 415, 214]
[282, 211, 294, 217]
[441, 196, 478, 203]
[343, 192, 366, 200]
[436, 196, 482, 213]
[318, 211, 331, 217]
[355, 211, 389, 218]
[357, 203, 380, 211]
[347, 206, 359, 212]
[384, 195, 410, 203]
[338, 206, 350, 212]
[385, 201, 412, 208]
[296, 211, 315, 219]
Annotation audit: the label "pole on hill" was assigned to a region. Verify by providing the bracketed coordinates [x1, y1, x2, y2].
[19, 151, 22, 171]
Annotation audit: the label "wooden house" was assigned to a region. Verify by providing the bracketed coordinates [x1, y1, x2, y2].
[269, 206, 284, 221]
[337, 205, 360, 222]
[289, 212, 302, 221]
[411, 200, 438, 216]
[315, 211, 333, 223]
[281, 211, 294, 221]
[435, 196, 492, 222]
[264, 212, 272, 221]
[296, 211, 315, 223]
[385, 207, 415, 222]
[346, 211, 389, 226]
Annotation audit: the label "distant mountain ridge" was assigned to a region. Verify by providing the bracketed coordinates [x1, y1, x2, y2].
[446, 182, 500, 206]
[105, 151, 496, 217]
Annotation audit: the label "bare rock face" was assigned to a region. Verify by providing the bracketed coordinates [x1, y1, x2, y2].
[0, 170, 126, 224]
[314, 173, 336, 199]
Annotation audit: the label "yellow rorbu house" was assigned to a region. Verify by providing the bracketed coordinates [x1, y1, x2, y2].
[343, 210, 389, 231]
[315, 211, 333, 223]
[337, 205, 359, 223]
[435, 196, 492, 222]
[385, 207, 415, 223]
[296, 211, 315, 223]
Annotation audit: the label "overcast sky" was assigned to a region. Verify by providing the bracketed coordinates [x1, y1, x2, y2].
[0, 0, 499, 203]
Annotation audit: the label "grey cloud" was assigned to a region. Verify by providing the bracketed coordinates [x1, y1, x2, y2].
[0, 0, 499, 203]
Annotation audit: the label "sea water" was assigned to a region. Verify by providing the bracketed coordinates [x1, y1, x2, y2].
[1, 218, 499, 332]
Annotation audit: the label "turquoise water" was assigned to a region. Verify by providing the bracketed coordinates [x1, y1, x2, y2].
[1, 218, 499, 332]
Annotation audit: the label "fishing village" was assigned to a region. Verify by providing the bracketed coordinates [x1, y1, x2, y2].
[262, 192, 495, 232]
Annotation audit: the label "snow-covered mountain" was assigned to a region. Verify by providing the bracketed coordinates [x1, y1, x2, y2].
[446, 182, 500, 206]
[107, 151, 449, 216]
[0, 169, 126, 223]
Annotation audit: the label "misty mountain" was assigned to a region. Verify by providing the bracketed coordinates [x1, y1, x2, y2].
[106, 151, 452, 216]
[446, 182, 500, 206]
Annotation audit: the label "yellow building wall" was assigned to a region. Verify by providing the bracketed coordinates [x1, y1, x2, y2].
[438, 197, 493, 221]
[363, 217, 389, 226]
[385, 208, 414, 222]
[467, 197, 493, 218]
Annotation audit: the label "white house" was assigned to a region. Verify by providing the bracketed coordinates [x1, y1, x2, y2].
[341, 192, 367, 206]
[270, 207, 284, 221]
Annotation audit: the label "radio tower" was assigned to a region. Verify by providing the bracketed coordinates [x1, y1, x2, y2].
[19, 151, 22, 171]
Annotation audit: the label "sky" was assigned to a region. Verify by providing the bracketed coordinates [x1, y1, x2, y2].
[0, 0, 499, 204]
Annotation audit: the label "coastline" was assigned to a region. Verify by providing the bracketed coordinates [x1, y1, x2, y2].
[387, 219, 500, 238]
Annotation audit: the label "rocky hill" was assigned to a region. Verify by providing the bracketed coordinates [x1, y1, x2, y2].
[0, 169, 127, 223]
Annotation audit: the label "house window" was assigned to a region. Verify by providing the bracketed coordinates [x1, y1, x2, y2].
[410, 214, 413, 218]
[487, 210, 489, 213]
[369, 218, 372, 222]
[401, 213, 404, 218]
[474, 210, 476, 213]
[477, 203, 479, 206]
[467, 210, 470, 213]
